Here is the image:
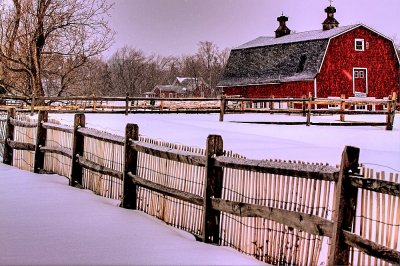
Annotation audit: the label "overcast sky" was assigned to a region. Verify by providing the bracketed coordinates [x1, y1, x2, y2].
[104, 0, 400, 58]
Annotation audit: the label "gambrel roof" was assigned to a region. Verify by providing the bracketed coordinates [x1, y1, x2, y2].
[218, 24, 396, 87]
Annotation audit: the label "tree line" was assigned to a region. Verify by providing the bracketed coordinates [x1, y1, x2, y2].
[0, 0, 229, 99]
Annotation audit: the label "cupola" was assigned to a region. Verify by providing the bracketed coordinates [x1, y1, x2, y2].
[275, 14, 291, 38]
[322, 4, 339, 30]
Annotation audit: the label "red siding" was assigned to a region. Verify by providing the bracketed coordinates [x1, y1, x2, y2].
[317, 26, 399, 99]
[223, 81, 314, 98]
[223, 26, 399, 100]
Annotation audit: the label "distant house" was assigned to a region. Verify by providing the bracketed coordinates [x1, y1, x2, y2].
[218, 5, 400, 100]
[148, 77, 210, 98]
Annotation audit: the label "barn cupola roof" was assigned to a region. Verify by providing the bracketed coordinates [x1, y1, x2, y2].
[275, 14, 291, 38]
[322, 4, 340, 30]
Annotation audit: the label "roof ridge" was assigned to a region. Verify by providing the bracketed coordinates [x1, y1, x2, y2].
[235, 24, 360, 50]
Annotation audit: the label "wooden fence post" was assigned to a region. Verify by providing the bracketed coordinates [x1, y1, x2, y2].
[340, 94, 346, 122]
[329, 145, 360, 266]
[125, 93, 129, 116]
[202, 134, 224, 244]
[121, 123, 139, 209]
[33, 110, 48, 173]
[302, 95, 307, 117]
[306, 93, 312, 126]
[219, 95, 226, 122]
[70, 113, 85, 187]
[3, 108, 16, 165]
[386, 94, 395, 130]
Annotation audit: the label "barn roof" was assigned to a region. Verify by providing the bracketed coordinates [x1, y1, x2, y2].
[218, 24, 365, 87]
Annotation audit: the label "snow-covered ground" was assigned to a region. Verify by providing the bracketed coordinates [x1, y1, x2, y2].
[1, 112, 399, 265]
[51, 113, 400, 171]
[0, 163, 265, 265]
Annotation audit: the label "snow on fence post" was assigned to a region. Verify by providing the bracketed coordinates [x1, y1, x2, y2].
[329, 145, 360, 265]
[202, 134, 224, 244]
[70, 113, 85, 187]
[3, 108, 16, 165]
[33, 110, 48, 173]
[121, 123, 139, 209]
[219, 95, 226, 122]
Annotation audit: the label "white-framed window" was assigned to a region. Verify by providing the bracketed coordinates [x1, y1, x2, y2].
[359, 71, 364, 78]
[355, 39, 365, 51]
[355, 104, 366, 110]
[354, 71, 359, 78]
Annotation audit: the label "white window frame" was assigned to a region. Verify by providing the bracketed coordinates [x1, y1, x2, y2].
[352, 67, 368, 94]
[355, 38, 365, 51]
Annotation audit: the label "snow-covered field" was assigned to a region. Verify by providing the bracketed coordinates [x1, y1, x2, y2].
[51, 112, 400, 171]
[1, 112, 399, 265]
[0, 163, 265, 265]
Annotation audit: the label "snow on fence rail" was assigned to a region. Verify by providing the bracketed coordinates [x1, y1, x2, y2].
[1, 109, 399, 266]
[0, 93, 397, 130]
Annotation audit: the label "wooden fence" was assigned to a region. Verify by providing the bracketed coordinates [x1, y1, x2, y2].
[0, 93, 397, 130]
[1, 109, 399, 265]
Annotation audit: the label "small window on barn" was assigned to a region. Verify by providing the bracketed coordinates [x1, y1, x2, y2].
[296, 55, 307, 73]
[354, 71, 359, 78]
[359, 71, 364, 78]
[355, 39, 365, 51]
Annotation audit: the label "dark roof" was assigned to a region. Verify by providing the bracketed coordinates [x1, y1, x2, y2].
[218, 24, 360, 87]
[152, 85, 190, 94]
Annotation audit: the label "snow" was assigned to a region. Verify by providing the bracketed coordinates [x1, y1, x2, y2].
[235, 24, 357, 49]
[0, 163, 265, 265]
[1, 112, 399, 265]
[50, 113, 400, 171]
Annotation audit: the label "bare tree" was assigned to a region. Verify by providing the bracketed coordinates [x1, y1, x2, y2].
[0, 0, 114, 99]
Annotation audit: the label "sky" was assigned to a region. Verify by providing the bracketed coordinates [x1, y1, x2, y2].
[104, 0, 400, 58]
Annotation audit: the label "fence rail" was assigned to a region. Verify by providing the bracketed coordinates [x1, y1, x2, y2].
[1, 93, 397, 130]
[1, 108, 399, 265]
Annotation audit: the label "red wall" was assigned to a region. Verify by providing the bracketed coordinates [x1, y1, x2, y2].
[223, 26, 399, 99]
[317, 26, 399, 98]
[223, 81, 314, 98]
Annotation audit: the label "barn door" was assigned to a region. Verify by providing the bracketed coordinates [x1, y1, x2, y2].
[353, 68, 368, 96]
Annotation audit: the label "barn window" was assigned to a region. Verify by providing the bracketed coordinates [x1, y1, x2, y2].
[355, 39, 365, 51]
[296, 55, 307, 73]
[354, 71, 359, 78]
[359, 71, 364, 78]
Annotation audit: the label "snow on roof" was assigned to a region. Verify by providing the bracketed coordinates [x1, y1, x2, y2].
[235, 24, 358, 50]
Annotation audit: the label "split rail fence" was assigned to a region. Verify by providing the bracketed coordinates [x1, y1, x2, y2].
[0, 109, 399, 265]
[0, 93, 397, 130]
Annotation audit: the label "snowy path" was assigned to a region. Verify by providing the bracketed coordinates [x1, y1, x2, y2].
[0, 163, 265, 265]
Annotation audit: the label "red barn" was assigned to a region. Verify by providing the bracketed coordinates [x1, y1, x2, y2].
[218, 6, 400, 101]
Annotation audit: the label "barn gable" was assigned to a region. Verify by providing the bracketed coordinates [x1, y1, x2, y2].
[218, 25, 360, 88]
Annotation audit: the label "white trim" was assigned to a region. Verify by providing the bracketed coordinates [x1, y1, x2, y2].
[314, 78, 317, 98]
[355, 38, 365, 51]
[352, 67, 368, 94]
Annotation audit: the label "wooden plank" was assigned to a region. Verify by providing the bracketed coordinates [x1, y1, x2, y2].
[3, 108, 15, 165]
[7, 140, 36, 151]
[9, 117, 37, 128]
[350, 176, 400, 197]
[121, 124, 139, 209]
[202, 135, 224, 244]
[329, 146, 360, 266]
[77, 127, 124, 145]
[70, 113, 85, 187]
[128, 172, 203, 206]
[343, 230, 400, 266]
[42, 122, 74, 134]
[219, 95, 226, 122]
[40, 146, 72, 158]
[130, 141, 207, 166]
[77, 155, 123, 179]
[215, 156, 339, 181]
[211, 198, 333, 237]
[34, 111, 48, 173]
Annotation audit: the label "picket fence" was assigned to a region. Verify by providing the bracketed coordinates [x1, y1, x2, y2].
[0, 109, 399, 266]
